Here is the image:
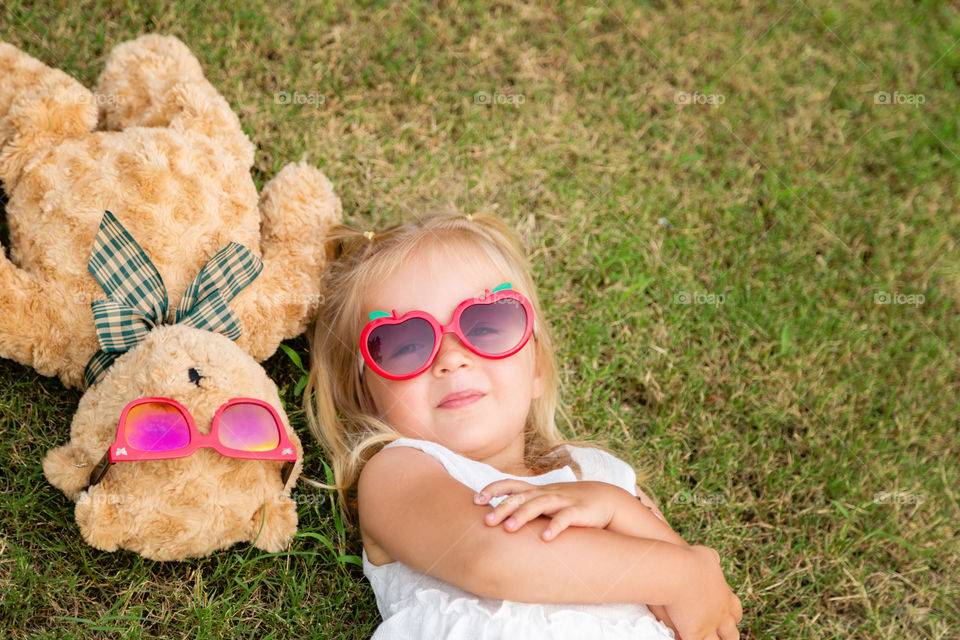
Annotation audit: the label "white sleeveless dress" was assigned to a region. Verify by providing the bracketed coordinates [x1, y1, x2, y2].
[362, 437, 676, 639]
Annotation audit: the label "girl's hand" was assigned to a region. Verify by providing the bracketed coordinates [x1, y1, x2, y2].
[474, 479, 626, 541]
[666, 545, 743, 640]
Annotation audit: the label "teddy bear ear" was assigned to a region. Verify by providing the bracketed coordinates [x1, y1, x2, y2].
[247, 494, 298, 553]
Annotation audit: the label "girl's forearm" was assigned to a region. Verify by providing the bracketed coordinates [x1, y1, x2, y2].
[468, 516, 697, 606]
[607, 490, 690, 547]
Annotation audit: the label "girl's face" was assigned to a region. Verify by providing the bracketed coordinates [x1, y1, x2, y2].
[361, 244, 542, 472]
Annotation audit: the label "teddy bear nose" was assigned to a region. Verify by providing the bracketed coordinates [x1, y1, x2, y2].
[188, 368, 204, 386]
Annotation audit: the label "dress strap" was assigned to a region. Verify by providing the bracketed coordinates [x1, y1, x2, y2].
[383, 438, 577, 505]
[565, 446, 638, 496]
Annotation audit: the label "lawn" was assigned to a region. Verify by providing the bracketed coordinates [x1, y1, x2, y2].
[1, 1, 958, 638]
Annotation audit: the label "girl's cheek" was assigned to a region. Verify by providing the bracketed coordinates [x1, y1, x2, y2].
[379, 380, 426, 417]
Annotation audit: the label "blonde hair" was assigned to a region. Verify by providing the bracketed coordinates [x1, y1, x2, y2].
[306, 212, 597, 528]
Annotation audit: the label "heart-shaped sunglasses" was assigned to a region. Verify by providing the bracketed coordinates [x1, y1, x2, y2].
[359, 283, 535, 381]
[86, 397, 297, 488]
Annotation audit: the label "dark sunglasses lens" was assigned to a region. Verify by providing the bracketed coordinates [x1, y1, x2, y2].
[459, 298, 528, 355]
[218, 403, 281, 451]
[367, 317, 436, 376]
[125, 402, 190, 452]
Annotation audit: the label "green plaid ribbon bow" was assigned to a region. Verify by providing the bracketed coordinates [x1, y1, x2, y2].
[83, 211, 262, 388]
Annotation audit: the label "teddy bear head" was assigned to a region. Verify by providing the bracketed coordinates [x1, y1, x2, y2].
[43, 324, 303, 561]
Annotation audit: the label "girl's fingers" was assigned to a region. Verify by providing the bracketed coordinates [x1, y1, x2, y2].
[485, 493, 559, 528]
[502, 494, 568, 531]
[482, 492, 529, 526]
[474, 479, 534, 504]
[541, 505, 583, 541]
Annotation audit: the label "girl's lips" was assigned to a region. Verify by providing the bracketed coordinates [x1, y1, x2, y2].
[437, 390, 485, 409]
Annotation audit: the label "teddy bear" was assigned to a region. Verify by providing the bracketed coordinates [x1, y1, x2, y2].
[0, 34, 341, 560]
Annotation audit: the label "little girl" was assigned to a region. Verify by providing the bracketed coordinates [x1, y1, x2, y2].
[307, 212, 742, 640]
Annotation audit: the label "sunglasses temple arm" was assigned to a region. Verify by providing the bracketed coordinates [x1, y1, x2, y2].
[281, 461, 295, 487]
[87, 450, 112, 488]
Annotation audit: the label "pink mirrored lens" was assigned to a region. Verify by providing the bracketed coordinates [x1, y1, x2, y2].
[125, 402, 190, 452]
[367, 317, 435, 376]
[459, 298, 528, 355]
[218, 403, 280, 452]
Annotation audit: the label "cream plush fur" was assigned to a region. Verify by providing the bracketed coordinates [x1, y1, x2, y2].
[0, 35, 340, 560]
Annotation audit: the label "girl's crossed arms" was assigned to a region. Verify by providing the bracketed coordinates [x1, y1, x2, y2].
[360, 446, 741, 640]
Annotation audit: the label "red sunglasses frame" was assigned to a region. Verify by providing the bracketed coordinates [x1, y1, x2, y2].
[87, 397, 297, 488]
[359, 287, 535, 381]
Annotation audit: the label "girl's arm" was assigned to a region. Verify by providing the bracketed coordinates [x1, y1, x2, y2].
[609, 484, 688, 546]
[475, 479, 689, 546]
[632, 485, 686, 637]
[359, 446, 706, 606]
[630, 484, 688, 546]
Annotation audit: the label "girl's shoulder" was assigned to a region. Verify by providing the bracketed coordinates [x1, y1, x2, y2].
[361, 439, 447, 480]
[358, 441, 452, 506]
[561, 444, 638, 496]
[357, 441, 477, 567]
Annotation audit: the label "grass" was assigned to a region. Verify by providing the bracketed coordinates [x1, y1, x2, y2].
[1, 0, 958, 638]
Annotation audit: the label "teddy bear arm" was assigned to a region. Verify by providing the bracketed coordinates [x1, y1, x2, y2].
[0, 261, 89, 386]
[232, 259, 321, 360]
[257, 162, 342, 262]
[0, 41, 97, 189]
[232, 162, 341, 360]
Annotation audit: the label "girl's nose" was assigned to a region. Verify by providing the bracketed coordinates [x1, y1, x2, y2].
[432, 332, 473, 375]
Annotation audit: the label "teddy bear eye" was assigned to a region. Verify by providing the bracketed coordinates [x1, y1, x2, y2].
[188, 368, 204, 386]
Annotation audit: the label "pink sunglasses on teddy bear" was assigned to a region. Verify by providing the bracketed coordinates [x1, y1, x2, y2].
[87, 397, 297, 488]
